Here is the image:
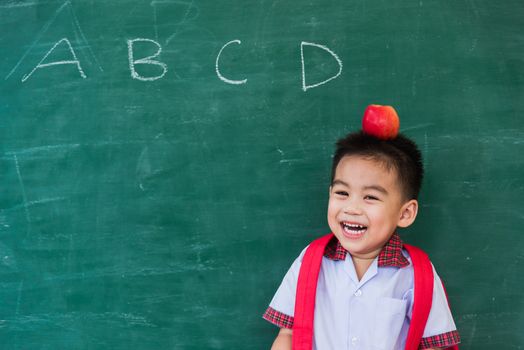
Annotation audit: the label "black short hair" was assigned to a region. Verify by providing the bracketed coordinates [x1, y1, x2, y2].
[331, 131, 424, 200]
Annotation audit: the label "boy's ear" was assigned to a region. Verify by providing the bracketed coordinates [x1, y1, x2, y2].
[397, 199, 418, 228]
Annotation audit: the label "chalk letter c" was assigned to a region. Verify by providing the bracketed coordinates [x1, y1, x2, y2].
[216, 40, 247, 85]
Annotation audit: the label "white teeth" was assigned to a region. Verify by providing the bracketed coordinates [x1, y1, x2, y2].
[342, 222, 367, 233]
[343, 223, 365, 229]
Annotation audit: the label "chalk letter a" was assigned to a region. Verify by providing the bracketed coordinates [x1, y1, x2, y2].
[22, 38, 87, 82]
[127, 38, 167, 81]
[301, 41, 343, 92]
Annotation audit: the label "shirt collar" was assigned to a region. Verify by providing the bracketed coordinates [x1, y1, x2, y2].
[324, 233, 410, 268]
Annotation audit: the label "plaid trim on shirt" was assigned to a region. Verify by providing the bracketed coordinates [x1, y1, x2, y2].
[324, 232, 410, 268]
[420, 330, 461, 349]
[263, 306, 293, 329]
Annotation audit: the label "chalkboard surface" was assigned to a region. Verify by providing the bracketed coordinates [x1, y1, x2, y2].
[1, 1, 523, 349]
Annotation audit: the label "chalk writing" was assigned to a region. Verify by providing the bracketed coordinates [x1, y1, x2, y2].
[301, 41, 343, 91]
[127, 38, 168, 81]
[215, 39, 248, 85]
[13, 35, 343, 90]
[21, 38, 87, 82]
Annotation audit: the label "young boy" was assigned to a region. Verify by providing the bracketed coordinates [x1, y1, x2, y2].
[263, 125, 460, 349]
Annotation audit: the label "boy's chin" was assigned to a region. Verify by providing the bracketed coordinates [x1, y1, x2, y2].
[333, 231, 364, 251]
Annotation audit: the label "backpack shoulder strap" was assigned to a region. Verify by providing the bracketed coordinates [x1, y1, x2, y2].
[404, 244, 459, 350]
[292, 233, 333, 350]
[403, 244, 434, 350]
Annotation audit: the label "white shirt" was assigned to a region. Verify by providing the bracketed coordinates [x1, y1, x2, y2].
[266, 237, 459, 350]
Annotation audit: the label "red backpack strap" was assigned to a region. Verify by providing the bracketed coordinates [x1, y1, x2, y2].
[292, 233, 333, 350]
[403, 244, 434, 350]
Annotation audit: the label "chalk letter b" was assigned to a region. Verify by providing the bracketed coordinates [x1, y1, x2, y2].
[127, 38, 167, 81]
[22, 38, 86, 82]
[301, 41, 343, 92]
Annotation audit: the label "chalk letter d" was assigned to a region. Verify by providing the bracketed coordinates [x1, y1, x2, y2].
[301, 41, 343, 92]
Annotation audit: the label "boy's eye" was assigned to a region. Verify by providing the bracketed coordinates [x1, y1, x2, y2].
[335, 191, 349, 197]
[364, 195, 379, 201]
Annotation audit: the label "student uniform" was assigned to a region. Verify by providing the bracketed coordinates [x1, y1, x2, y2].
[263, 234, 460, 350]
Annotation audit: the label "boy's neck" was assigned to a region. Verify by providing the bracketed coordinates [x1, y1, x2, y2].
[351, 256, 376, 281]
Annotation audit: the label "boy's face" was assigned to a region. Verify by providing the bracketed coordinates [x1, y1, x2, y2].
[327, 155, 418, 260]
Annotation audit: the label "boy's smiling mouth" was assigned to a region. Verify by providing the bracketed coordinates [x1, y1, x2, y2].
[341, 221, 367, 238]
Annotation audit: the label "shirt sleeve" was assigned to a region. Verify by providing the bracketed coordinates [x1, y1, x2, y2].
[262, 247, 308, 328]
[419, 265, 461, 349]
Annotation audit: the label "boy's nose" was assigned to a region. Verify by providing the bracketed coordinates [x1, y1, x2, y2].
[343, 200, 363, 215]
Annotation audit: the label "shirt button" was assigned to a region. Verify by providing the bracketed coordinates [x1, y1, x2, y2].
[351, 336, 359, 346]
[354, 289, 362, 297]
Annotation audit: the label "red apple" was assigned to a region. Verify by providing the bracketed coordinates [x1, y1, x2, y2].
[362, 104, 400, 140]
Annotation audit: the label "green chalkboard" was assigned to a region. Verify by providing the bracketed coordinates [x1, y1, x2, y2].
[1, 0, 523, 349]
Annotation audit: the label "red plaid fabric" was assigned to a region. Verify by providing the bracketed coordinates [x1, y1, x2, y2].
[324, 233, 410, 268]
[263, 306, 293, 329]
[420, 330, 461, 349]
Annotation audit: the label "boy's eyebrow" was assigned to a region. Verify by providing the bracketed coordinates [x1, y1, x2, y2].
[331, 179, 348, 187]
[363, 185, 389, 195]
[332, 180, 389, 195]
